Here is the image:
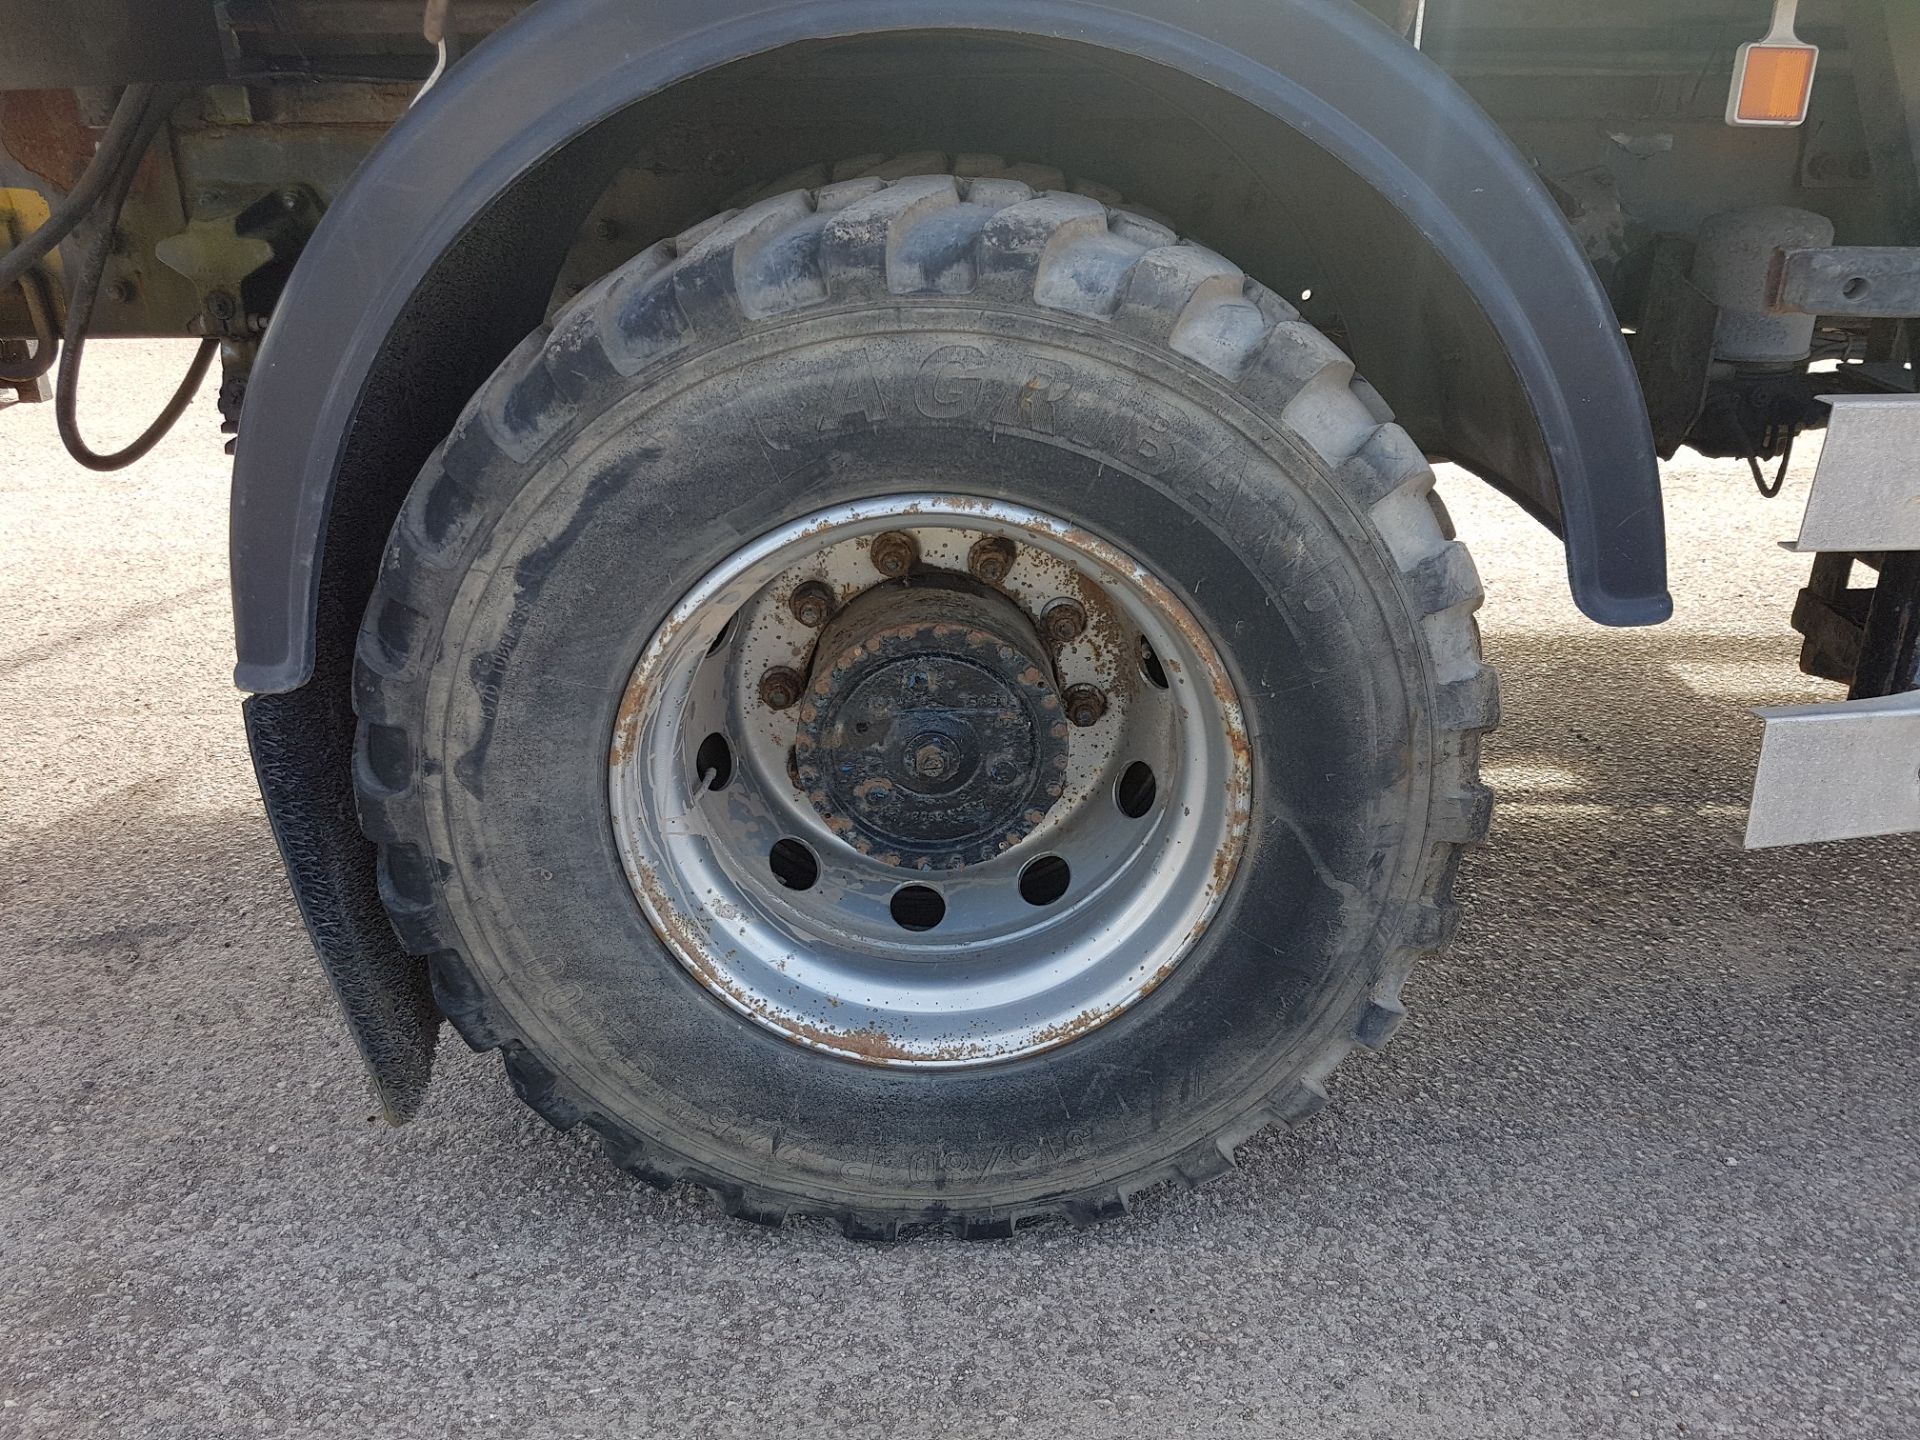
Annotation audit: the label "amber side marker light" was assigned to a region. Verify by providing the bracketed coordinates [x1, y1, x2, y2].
[1728, 0, 1819, 127]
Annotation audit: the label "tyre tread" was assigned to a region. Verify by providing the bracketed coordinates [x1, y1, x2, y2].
[352, 167, 1497, 1237]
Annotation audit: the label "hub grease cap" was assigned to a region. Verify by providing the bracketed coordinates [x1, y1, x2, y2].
[792, 579, 1070, 868]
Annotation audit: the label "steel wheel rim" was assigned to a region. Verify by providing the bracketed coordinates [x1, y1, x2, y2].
[609, 495, 1251, 1067]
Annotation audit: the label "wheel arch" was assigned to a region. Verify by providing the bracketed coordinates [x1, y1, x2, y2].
[233, 0, 1669, 699]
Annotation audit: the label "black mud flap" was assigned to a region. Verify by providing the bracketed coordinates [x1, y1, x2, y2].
[245, 685, 439, 1121]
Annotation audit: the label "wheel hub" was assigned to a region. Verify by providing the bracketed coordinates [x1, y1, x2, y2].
[793, 578, 1070, 869]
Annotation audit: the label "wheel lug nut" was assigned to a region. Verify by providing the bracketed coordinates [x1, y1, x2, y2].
[787, 581, 835, 628]
[968, 535, 1017, 584]
[869, 531, 918, 578]
[1042, 598, 1087, 643]
[759, 666, 804, 710]
[1062, 684, 1108, 728]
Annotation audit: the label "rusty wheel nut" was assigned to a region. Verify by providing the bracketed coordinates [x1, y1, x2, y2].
[967, 535, 1017, 584]
[787, 581, 835, 628]
[759, 666, 804, 710]
[869, 531, 918, 578]
[1062, 684, 1108, 728]
[1042, 598, 1087, 643]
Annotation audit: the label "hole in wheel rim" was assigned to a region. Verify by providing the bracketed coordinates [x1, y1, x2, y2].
[694, 732, 734, 791]
[1018, 854, 1072, 907]
[1139, 637, 1169, 689]
[890, 885, 946, 931]
[1116, 761, 1157, 819]
[768, 838, 819, 891]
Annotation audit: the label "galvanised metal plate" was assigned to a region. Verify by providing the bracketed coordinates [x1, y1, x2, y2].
[1745, 689, 1920, 847]
[1792, 395, 1920, 554]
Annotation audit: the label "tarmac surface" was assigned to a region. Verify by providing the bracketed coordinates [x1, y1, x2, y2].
[3, 342, 1916, 1438]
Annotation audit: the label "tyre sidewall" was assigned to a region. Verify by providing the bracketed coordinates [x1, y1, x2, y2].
[419, 304, 1433, 1211]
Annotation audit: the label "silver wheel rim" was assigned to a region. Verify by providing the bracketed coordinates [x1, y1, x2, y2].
[609, 495, 1250, 1067]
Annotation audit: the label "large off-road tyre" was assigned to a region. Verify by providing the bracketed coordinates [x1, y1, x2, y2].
[352, 171, 1496, 1238]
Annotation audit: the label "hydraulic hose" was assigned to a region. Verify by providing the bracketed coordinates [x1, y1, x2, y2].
[52, 83, 216, 472]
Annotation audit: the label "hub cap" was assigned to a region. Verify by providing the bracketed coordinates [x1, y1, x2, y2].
[609, 496, 1251, 1067]
[794, 579, 1070, 869]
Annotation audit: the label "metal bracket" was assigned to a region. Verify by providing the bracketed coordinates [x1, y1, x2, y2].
[1630, 237, 1720, 458]
[154, 183, 324, 338]
[1774, 245, 1920, 319]
[1759, 388, 1920, 845]
[1790, 394, 1920, 552]
[1746, 690, 1920, 846]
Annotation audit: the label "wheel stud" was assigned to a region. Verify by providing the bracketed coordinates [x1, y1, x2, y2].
[1062, 683, 1108, 728]
[968, 535, 1017, 584]
[787, 581, 835, 628]
[759, 666, 804, 710]
[1042, 598, 1087, 643]
[869, 531, 918, 578]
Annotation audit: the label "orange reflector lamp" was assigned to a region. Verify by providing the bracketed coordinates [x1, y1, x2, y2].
[1728, 0, 1819, 127]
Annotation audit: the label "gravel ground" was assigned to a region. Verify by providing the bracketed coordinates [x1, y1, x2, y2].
[2, 341, 1916, 1439]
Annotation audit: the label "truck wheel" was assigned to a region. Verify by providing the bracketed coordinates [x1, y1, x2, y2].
[352, 174, 1496, 1237]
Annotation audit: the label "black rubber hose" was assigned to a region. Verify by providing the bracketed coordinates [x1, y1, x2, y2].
[54, 83, 217, 472]
[0, 85, 160, 292]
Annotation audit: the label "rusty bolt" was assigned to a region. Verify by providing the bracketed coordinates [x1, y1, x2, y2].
[909, 735, 960, 779]
[967, 535, 1017, 584]
[205, 290, 238, 323]
[859, 779, 895, 808]
[1042, 598, 1087, 643]
[758, 666, 804, 710]
[105, 279, 137, 305]
[787, 581, 835, 629]
[869, 530, 918, 578]
[1063, 684, 1108, 728]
